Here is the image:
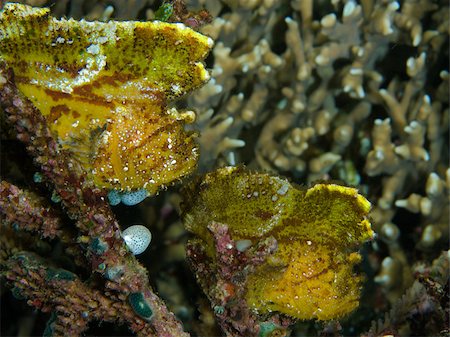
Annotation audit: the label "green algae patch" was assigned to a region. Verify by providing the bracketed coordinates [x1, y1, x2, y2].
[182, 166, 374, 320]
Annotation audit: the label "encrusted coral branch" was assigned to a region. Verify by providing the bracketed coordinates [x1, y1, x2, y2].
[0, 62, 188, 336]
[1, 180, 66, 240]
[186, 222, 293, 337]
[0, 180, 85, 266]
[4, 251, 147, 336]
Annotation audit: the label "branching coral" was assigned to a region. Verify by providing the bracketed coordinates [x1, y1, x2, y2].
[363, 251, 449, 337]
[4, 251, 139, 336]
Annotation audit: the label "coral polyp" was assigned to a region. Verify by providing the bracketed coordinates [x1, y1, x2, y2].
[0, 3, 212, 194]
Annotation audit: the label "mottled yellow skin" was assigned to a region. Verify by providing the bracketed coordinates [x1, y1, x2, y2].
[182, 167, 374, 320]
[0, 3, 213, 193]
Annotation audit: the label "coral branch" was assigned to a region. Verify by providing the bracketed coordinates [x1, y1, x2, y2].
[4, 251, 146, 336]
[363, 251, 449, 337]
[186, 222, 293, 337]
[1, 180, 66, 240]
[0, 180, 86, 266]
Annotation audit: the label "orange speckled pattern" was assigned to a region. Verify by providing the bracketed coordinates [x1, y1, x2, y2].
[0, 3, 213, 193]
[182, 166, 374, 320]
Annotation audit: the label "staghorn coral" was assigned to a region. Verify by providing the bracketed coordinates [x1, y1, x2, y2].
[363, 251, 449, 337]
[4, 251, 142, 336]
